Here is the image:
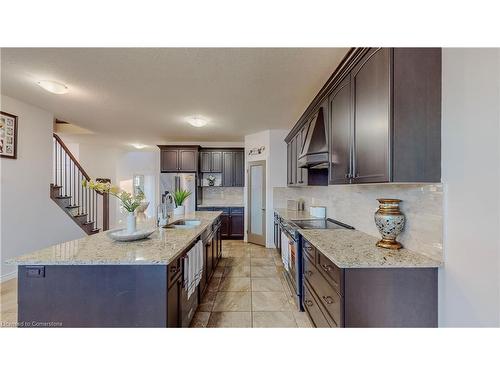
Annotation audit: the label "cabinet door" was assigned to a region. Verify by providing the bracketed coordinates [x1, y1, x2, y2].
[230, 214, 244, 238]
[233, 151, 244, 187]
[290, 137, 297, 185]
[211, 151, 222, 173]
[222, 152, 234, 186]
[351, 48, 391, 183]
[179, 149, 197, 171]
[295, 132, 304, 185]
[200, 151, 211, 172]
[287, 142, 293, 186]
[205, 239, 213, 280]
[167, 279, 180, 327]
[298, 124, 309, 185]
[329, 76, 352, 184]
[161, 149, 179, 172]
[220, 214, 230, 238]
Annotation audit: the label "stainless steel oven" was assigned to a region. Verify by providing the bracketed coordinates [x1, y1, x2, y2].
[279, 220, 302, 310]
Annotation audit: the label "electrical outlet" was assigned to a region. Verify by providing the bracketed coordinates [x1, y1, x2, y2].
[26, 266, 45, 278]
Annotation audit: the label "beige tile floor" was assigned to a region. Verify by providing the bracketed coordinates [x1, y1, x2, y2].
[0, 240, 312, 328]
[190, 240, 312, 328]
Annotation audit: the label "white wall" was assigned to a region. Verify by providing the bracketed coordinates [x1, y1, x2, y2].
[116, 150, 160, 224]
[244, 129, 288, 247]
[0, 96, 85, 281]
[439, 48, 500, 326]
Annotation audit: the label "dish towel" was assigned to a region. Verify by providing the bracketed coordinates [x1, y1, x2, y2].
[281, 232, 290, 271]
[184, 240, 204, 299]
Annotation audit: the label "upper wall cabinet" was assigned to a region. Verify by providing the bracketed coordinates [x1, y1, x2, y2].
[286, 47, 442, 185]
[349, 48, 391, 183]
[159, 146, 199, 172]
[200, 151, 222, 173]
[222, 150, 244, 187]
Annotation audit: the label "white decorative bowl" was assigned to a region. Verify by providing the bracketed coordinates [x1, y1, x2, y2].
[107, 228, 156, 242]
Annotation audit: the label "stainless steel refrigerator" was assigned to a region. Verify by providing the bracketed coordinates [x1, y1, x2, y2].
[160, 173, 197, 213]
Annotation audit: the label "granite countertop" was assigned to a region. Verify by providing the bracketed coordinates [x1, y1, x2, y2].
[299, 229, 442, 269]
[198, 203, 244, 208]
[274, 208, 319, 221]
[6, 211, 222, 266]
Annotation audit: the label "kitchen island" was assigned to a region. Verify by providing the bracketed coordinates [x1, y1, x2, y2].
[6, 211, 222, 328]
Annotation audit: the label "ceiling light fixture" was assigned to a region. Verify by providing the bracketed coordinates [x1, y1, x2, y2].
[186, 116, 208, 128]
[131, 144, 147, 149]
[36, 80, 69, 95]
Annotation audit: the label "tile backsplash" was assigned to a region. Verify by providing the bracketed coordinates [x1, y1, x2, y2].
[273, 184, 443, 261]
[201, 187, 244, 206]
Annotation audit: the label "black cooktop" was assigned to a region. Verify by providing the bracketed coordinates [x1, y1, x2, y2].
[291, 218, 355, 230]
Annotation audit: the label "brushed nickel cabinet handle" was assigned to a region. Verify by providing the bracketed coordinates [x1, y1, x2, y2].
[322, 296, 334, 305]
[305, 300, 313, 307]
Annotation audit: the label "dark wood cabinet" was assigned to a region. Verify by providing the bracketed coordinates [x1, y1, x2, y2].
[221, 150, 244, 187]
[161, 149, 179, 172]
[167, 277, 180, 328]
[159, 146, 198, 172]
[286, 48, 441, 185]
[200, 151, 222, 173]
[329, 76, 352, 184]
[230, 213, 244, 238]
[351, 48, 391, 183]
[220, 213, 230, 237]
[222, 151, 233, 186]
[301, 238, 437, 328]
[233, 151, 244, 187]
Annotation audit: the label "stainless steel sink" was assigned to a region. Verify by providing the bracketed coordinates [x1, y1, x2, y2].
[164, 219, 201, 229]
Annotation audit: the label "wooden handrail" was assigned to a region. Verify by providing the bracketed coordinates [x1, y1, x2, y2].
[53, 133, 91, 181]
[52, 133, 110, 232]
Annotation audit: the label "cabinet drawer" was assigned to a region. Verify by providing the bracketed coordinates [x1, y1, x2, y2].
[303, 253, 342, 326]
[218, 207, 230, 214]
[230, 207, 244, 215]
[168, 257, 182, 287]
[197, 207, 214, 211]
[302, 239, 316, 262]
[303, 280, 331, 328]
[317, 252, 343, 295]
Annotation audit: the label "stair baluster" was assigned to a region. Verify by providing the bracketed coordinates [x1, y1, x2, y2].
[50, 133, 110, 235]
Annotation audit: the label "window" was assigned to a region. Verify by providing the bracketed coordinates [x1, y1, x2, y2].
[133, 174, 145, 196]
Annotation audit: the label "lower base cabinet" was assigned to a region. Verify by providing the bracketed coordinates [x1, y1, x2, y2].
[167, 217, 222, 328]
[198, 206, 244, 239]
[302, 238, 438, 328]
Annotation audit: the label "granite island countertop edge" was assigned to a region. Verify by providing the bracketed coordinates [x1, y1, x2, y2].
[5, 211, 222, 266]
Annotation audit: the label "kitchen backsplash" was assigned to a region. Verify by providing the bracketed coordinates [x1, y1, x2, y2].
[201, 187, 244, 206]
[273, 184, 443, 261]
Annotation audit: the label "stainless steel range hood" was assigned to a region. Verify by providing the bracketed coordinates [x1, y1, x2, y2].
[298, 107, 328, 169]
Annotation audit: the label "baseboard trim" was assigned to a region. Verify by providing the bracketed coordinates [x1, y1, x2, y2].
[1, 270, 17, 283]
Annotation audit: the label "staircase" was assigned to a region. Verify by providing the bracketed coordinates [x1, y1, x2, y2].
[51, 133, 109, 235]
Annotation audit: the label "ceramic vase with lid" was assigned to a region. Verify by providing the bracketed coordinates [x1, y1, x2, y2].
[374, 198, 406, 250]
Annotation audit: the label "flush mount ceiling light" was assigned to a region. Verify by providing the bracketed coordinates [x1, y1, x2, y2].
[36, 80, 69, 94]
[186, 116, 208, 128]
[131, 144, 147, 149]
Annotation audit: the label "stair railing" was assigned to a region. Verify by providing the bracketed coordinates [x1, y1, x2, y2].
[52, 133, 110, 232]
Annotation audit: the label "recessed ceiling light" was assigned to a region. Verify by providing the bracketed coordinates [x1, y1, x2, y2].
[36, 80, 69, 95]
[186, 116, 208, 128]
[131, 144, 147, 149]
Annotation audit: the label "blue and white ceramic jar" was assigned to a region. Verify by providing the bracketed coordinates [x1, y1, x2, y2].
[374, 198, 405, 250]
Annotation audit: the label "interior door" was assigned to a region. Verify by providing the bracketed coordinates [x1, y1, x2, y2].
[247, 161, 266, 246]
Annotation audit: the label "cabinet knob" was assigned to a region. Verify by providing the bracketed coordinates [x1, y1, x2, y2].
[322, 296, 334, 305]
[321, 264, 333, 272]
[305, 270, 313, 277]
[305, 300, 313, 307]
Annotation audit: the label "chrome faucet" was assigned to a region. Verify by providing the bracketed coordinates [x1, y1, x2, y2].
[158, 192, 176, 227]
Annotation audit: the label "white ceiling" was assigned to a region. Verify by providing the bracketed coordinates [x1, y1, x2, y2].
[1, 48, 348, 147]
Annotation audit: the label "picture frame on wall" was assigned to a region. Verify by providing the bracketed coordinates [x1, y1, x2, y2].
[0, 111, 18, 159]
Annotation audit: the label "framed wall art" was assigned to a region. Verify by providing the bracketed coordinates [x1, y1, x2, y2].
[0, 111, 18, 159]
